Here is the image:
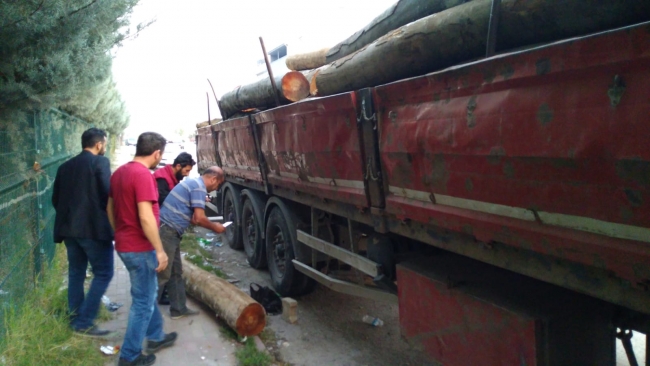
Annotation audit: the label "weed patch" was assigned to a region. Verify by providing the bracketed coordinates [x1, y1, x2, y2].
[0, 246, 105, 366]
[235, 337, 272, 366]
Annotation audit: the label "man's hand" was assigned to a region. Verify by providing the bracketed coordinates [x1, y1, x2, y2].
[155, 250, 169, 272]
[213, 222, 226, 234]
[193, 207, 226, 234]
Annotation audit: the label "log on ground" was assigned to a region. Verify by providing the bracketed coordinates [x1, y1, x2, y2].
[182, 258, 266, 336]
[286, 47, 330, 71]
[315, 0, 650, 97]
[219, 71, 309, 119]
[326, 0, 470, 64]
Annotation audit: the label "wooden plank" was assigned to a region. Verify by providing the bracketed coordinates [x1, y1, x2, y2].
[297, 230, 380, 277]
[292, 260, 397, 303]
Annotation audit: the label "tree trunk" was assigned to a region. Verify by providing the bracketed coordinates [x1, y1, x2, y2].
[316, 0, 650, 97]
[182, 258, 266, 337]
[219, 71, 309, 119]
[325, 0, 470, 64]
[302, 65, 329, 96]
[286, 47, 330, 71]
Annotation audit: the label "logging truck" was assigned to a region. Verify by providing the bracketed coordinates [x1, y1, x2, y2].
[196, 1, 650, 363]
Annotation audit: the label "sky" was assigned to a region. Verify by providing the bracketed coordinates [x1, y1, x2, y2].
[112, 0, 396, 140]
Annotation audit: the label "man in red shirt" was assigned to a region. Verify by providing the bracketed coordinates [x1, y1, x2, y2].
[107, 132, 176, 366]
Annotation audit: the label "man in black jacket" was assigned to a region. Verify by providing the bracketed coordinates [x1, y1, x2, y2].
[52, 128, 114, 337]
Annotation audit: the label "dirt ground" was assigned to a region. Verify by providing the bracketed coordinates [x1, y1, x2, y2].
[193, 227, 436, 366]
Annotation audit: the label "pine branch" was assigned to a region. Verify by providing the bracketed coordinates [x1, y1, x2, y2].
[0, 1, 45, 29]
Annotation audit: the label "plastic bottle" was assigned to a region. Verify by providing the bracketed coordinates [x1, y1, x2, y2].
[362, 315, 384, 327]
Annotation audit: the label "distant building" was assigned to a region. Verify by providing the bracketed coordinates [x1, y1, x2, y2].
[255, 44, 290, 80]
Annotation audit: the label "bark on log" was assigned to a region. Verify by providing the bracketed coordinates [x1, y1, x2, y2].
[219, 71, 309, 119]
[182, 258, 266, 336]
[326, 0, 470, 64]
[316, 0, 650, 97]
[286, 47, 330, 71]
[302, 65, 329, 96]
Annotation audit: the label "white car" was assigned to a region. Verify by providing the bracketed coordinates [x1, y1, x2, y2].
[158, 143, 182, 167]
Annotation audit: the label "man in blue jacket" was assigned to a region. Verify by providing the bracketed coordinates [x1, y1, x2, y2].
[52, 128, 114, 337]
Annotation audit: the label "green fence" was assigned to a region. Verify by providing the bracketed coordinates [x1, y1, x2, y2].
[0, 109, 89, 339]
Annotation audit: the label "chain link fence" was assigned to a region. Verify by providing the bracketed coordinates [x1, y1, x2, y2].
[0, 109, 89, 339]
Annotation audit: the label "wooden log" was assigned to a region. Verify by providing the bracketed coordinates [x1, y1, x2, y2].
[286, 47, 330, 71]
[302, 65, 329, 96]
[182, 258, 266, 336]
[326, 0, 470, 64]
[219, 71, 309, 119]
[316, 0, 650, 97]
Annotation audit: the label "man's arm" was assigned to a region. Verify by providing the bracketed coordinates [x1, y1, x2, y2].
[107, 197, 115, 231]
[156, 178, 170, 206]
[138, 201, 168, 272]
[192, 207, 226, 233]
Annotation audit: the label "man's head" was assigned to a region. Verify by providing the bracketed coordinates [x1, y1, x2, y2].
[135, 132, 167, 169]
[202, 166, 225, 192]
[172, 152, 196, 181]
[81, 128, 107, 156]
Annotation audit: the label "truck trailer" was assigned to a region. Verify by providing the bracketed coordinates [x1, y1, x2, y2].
[196, 18, 650, 365]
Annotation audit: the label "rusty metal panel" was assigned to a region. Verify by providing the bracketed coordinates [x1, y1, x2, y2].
[213, 116, 263, 183]
[398, 265, 538, 365]
[376, 23, 650, 293]
[196, 125, 217, 173]
[256, 92, 368, 208]
[397, 255, 616, 365]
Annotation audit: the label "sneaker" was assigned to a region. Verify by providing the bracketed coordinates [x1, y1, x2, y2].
[73, 326, 111, 338]
[146, 332, 178, 353]
[170, 307, 199, 319]
[117, 353, 156, 366]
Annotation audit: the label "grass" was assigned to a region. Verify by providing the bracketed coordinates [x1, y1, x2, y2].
[185, 254, 228, 279]
[181, 230, 228, 279]
[0, 246, 105, 366]
[218, 321, 239, 341]
[235, 337, 273, 366]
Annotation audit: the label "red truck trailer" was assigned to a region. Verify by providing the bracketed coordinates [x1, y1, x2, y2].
[197, 22, 650, 365]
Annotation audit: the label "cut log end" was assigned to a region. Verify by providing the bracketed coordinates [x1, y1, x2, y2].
[281, 71, 310, 102]
[235, 303, 267, 336]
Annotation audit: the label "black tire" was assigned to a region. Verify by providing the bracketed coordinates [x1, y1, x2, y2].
[265, 206, 315, 296]
[241, 190, 266, 269]
[223, 186, 243, 250]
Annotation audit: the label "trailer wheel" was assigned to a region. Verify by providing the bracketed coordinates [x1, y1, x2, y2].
[265, 206, 314, 296]
[222, 186, 243, 250]
[241, 190, 266, 269]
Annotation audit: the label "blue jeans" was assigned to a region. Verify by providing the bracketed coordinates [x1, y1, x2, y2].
[118, 251, 165, 361]
[64, 238, 114, 331]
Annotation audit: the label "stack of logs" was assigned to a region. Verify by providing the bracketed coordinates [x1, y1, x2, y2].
[218, 0, 650, 120]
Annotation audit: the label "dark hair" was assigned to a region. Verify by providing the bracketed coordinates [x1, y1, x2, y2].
[135, 132, 167, 157]
[81, 128, 107, 149]
[173, 152, 196, 168]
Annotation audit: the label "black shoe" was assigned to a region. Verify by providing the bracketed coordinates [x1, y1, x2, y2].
[118, 353, 156, 366]
[73, 325, 111, 338]
[170, 307, 199, 320]
[146, 332, 178, 353]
